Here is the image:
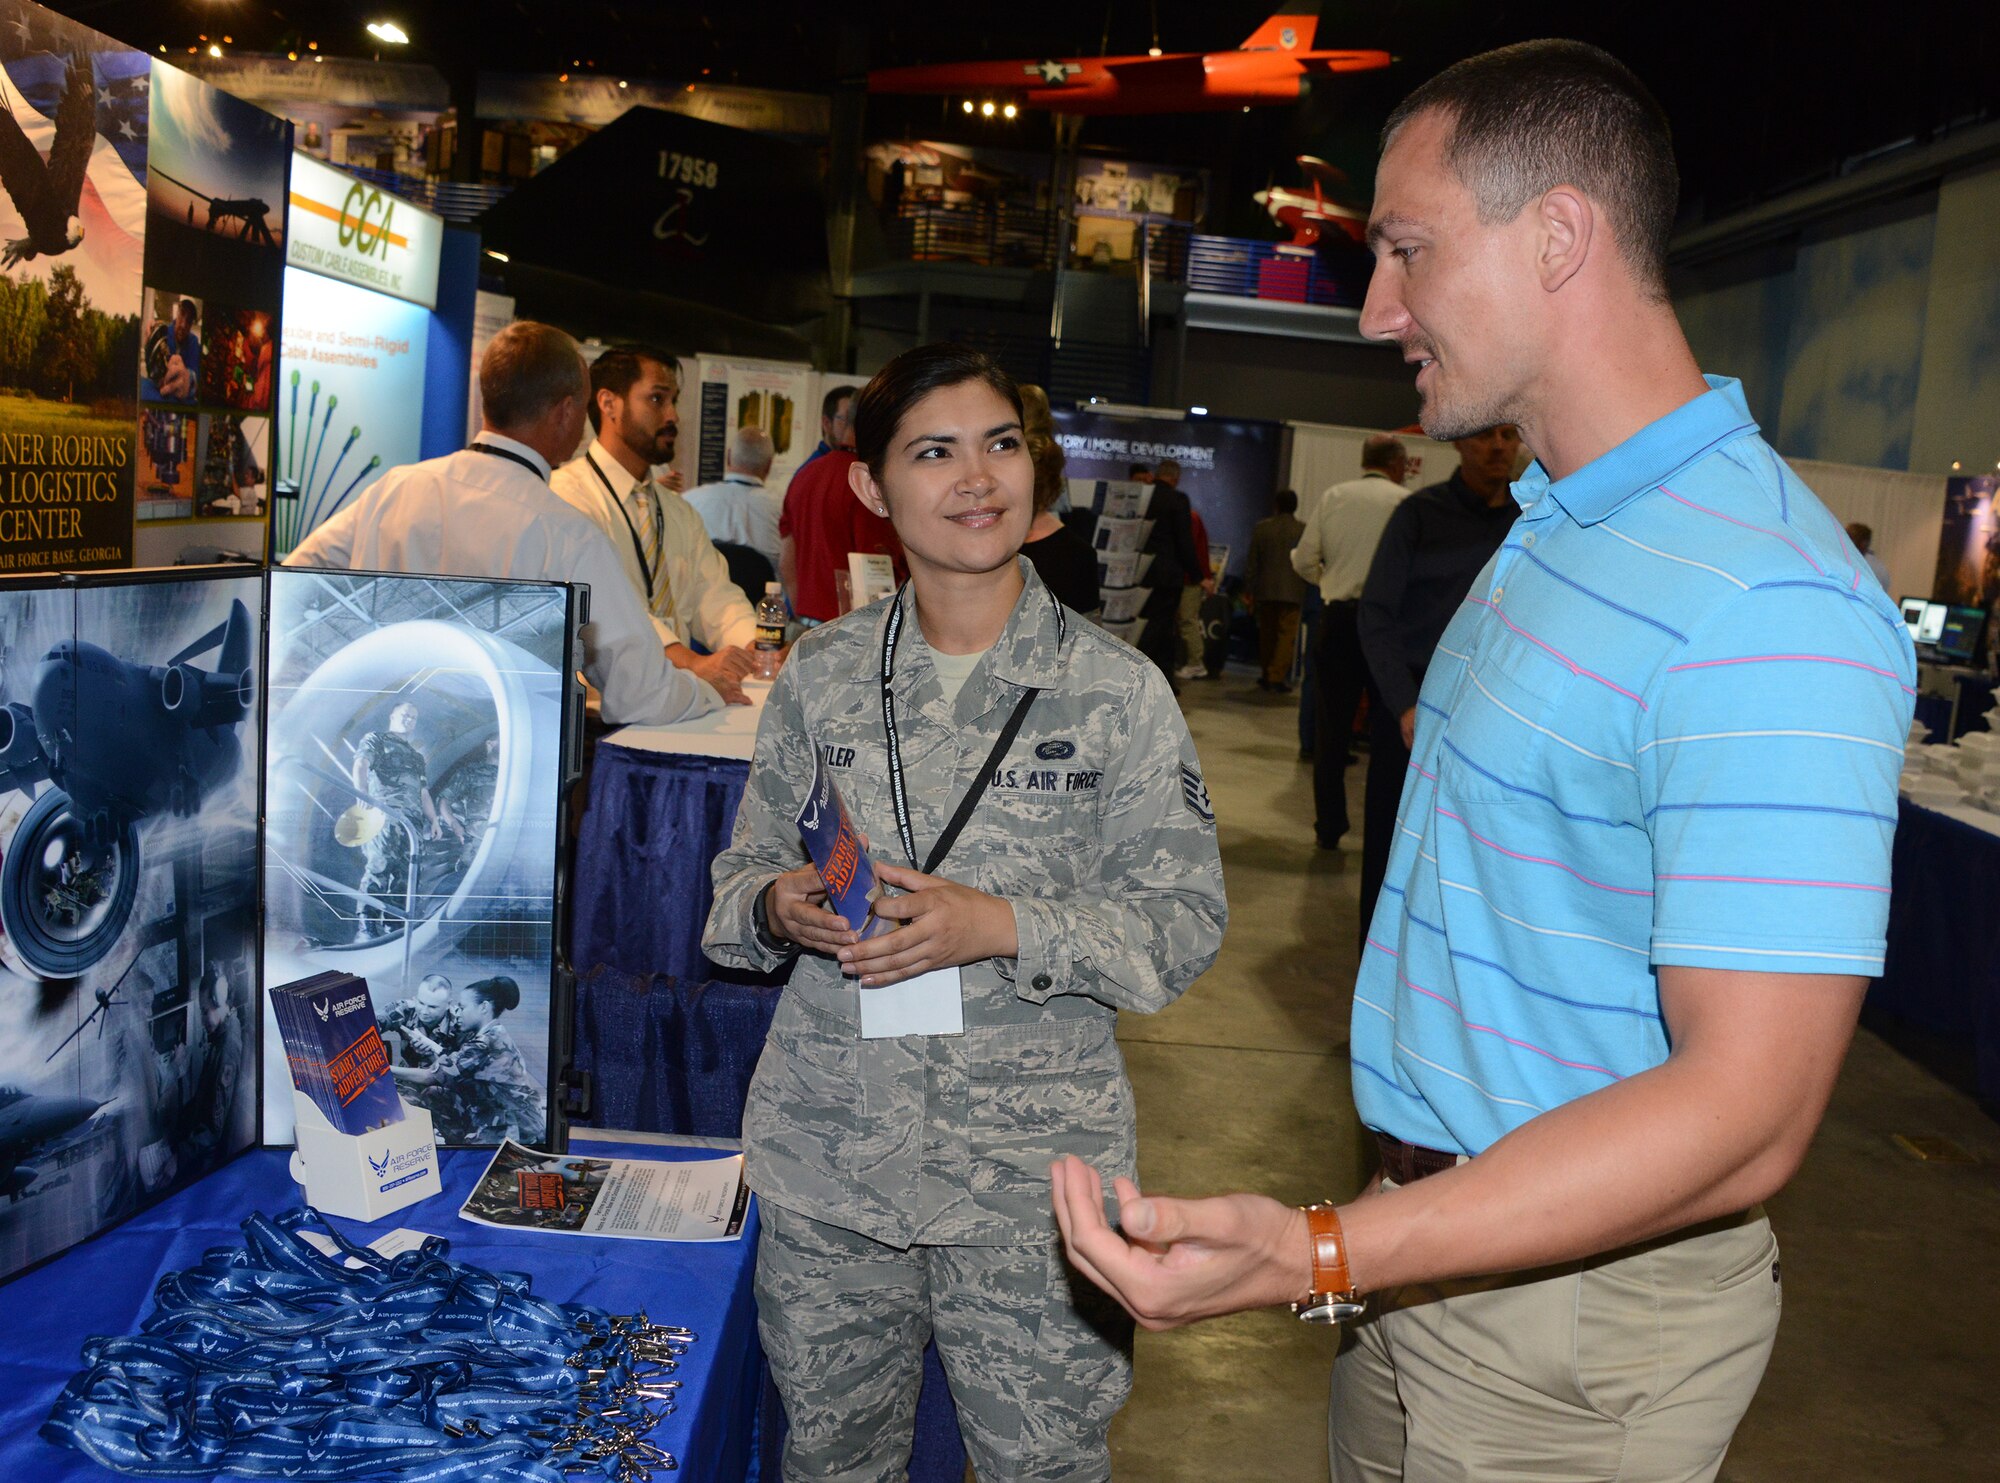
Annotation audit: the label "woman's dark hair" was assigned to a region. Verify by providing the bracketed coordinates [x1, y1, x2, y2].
[852, 343, 1024, 477]
[463, 975, 521, 1015]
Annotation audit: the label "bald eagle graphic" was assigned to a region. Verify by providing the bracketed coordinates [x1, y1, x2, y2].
[0, 53, 93, 270]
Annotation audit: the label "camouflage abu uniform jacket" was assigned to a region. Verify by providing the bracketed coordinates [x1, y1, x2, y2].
[704, 562, 1226, 1247]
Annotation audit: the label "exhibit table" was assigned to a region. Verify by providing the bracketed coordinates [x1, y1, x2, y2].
[571, 686, 769, 986]
[1873, 795, 2000, 1109]
[0, 1134, 763, 1483]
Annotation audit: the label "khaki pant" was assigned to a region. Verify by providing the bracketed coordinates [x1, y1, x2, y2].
[1329, 1197, 1781, 1483]
[1256, 600, 1303, 685]
[1177, 585, 1206, 670]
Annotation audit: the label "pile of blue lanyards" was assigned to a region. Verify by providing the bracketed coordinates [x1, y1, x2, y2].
[42, 1208, 684, 1482]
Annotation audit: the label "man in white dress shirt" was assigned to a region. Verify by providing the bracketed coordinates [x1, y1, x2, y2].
[683, 426, 782, 579]
[550, 348, 763, 702]
[1290, 433, 1409, 850]
[285, 321, 721, 727]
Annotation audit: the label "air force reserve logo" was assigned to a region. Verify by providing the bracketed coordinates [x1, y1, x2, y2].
[1181, 763, 1214, 823]
[1035, 739, 1076, 760]
[1280, 26, 1298, 49]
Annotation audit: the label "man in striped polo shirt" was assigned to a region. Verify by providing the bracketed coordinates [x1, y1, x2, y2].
[1052, 38, 1915, 1482]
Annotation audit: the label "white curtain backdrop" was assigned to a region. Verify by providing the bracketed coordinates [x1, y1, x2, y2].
[1285, 431, 1946, 602]
[1787, 458, 1946, 604]
[1286, 422, 1460, 520]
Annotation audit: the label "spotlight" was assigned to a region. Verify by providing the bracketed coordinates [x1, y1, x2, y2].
[618, 79, 628, 89]
[558, 71, 568, 82]
[308, 41, 318, 50]
[981, 100, 995, 117]
[962, 99, 974, 114]
[287, 50, 297, 61]
[484, 250, 510, 263]
[1189, 406, 1208, 416]
[207, 43, 221, 57]
[366, 21, 410, 45]
[1148, 46, 1163, 57]
[1002, 103, 1018, 118]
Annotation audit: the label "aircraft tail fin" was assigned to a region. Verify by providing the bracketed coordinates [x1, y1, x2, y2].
[1240, 3, 1319, 52]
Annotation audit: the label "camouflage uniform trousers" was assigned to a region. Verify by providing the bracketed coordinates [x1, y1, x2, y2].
[756, 1200, 1133, 1483]
[358, 824, 415, 935]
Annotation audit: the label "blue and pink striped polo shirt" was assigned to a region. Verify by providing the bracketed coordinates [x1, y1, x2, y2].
[1351, 376, 1917, 1157]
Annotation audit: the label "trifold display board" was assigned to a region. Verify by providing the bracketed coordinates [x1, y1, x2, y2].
[0, 564, 581, 1286]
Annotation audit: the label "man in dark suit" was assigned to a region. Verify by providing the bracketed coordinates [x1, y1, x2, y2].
[1138, 458, 1200, 691]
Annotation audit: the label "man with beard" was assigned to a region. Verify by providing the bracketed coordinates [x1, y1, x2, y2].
[552, 348, 762, 702]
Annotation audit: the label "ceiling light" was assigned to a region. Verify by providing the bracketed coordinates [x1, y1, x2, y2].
[287, 50, 297, 61]
[315, 55, 324, 63]
[962, 99, 974, 114]
[223, 35, 232, 44]
[1148, 46, 1163, 57]
[981, 100, 995, 117]
[1189, 406, 1208, 416]
[367, 21, 410, 45]
[558, 71, 568, 82]
[308, 41, 318, 50]
[618, 79, 628, 89]
[485, 250, 510, 263]
[207, 43, 222, 57]
[1002, 103, 1018, 118]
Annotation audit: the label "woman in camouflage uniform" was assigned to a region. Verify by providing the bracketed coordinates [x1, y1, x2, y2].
[401, 975, 545, 1144]
[705, 344, 1226, 1483]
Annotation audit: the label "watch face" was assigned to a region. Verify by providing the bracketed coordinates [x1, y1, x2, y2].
[1296, 1295, 1368, 1325]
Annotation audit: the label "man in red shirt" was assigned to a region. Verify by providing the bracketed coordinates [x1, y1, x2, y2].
[778, 445, 907, 623]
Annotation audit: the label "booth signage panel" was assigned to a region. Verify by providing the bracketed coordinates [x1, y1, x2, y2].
[1052, 407, 1283, 579]
[286, 151, 442, 309]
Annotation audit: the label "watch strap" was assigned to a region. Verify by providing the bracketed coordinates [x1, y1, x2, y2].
[751, 879, 796, 957]
[1293, 1201, 1366, 1324]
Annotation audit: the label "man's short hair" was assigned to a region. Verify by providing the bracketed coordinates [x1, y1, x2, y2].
[728, 425, 775, 475]
[1361, 433, 1406, 471]
[480, 321, 587, 431]
[1275, 488, 1298, 514]
[587, 347, 680, 433]
[821, 384, 858, 422]
[1154, 458, 1182, 484]
[1127, 462, 1151, 479]
[1382, 40, 1679, 299]
[175, 296, 198, 323]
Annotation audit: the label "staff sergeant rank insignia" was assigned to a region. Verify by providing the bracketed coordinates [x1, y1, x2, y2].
[1181, 763, 1213, 823]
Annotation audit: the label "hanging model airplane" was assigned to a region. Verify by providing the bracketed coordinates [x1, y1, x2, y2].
[1254, 156, 1368, 247]
[868, 5, 1390, 116]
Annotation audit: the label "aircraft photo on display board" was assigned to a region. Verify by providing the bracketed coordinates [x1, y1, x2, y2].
[0, 0, 148, 572]
[142, 61, 287, 304]
[0, 569, 262, 1284]
[260, 569, 577, 1149]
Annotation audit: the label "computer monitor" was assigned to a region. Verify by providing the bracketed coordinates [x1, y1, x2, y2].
[1936, 606, 1986, 664]
[1901, 596, 1931, 642]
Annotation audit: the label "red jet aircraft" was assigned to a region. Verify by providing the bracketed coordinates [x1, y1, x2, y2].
[868, 6, 1391, 116]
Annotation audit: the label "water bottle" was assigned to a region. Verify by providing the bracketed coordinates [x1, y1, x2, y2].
[753, 582, 786, 680]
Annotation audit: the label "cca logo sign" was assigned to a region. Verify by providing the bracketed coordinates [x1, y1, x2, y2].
[338, 182, 396, 258]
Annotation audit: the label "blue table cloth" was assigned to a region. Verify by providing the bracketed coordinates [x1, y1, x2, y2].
[1871, 797, 2000, 1109]
[571, 744, 774, 987]
[0, 1141, 762, 1483]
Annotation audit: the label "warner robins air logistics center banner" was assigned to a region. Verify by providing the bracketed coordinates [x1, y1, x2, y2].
[0, 0, 290, 571]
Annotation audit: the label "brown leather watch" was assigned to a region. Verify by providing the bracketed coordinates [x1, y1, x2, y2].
[1292, 1201, 1367, 1325]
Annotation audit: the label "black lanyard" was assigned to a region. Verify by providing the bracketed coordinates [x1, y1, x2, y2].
[879, 581, 1064, 874]
[468, 441, 546, 481]
[585, 449, 658, 597]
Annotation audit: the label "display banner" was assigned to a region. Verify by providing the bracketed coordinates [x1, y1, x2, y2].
[0, 568, 262, 1284]
[693, 354, 817, 491]
[137, 60, 290, 559]
[478, 107, 831, 326]
[1933, 474, 2000, 611]
[0, 2, 149, 571]
[1051, 407, 1284, 580]
[285, 151, 442, 310]
[269, 265, 428, 558]
[261, 569, 578, 1150]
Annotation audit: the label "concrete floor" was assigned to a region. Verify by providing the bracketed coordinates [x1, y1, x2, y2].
[1105, 672, 2000, 1482]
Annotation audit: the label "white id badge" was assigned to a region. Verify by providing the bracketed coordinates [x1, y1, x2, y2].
[859, 966, 964, 1038]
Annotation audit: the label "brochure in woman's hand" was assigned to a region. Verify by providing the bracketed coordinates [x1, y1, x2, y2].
[796, 748, 891, 937]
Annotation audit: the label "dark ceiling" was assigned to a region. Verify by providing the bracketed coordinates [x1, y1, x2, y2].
[67, 0, 2000, 231]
